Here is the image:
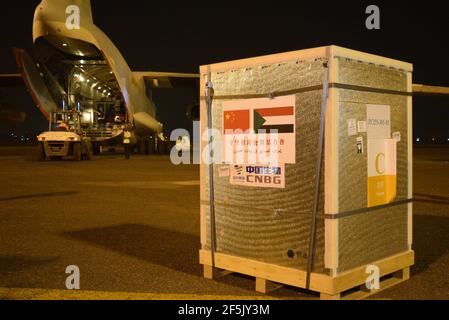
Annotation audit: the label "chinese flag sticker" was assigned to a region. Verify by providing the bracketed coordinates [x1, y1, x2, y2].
[223, 110, 250, 133]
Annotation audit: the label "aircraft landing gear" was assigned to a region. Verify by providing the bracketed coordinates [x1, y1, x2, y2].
[92, 143, 101, 155]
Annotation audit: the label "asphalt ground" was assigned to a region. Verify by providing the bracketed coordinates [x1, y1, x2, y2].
[0, 146, 448, 300]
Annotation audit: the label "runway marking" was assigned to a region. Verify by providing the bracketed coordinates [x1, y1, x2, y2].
[80, 180, 200, 189]
[171, 180, 200, 186]
[0, 288, 280, 300]
[0, 191, 78, 202]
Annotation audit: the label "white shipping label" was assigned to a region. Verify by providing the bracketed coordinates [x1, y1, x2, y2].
[219, 166, 230, 177]
[358, 121, 367, 133]
[347, 119, 357, 136]
[367, 104, 391, 139]
[357, 136, 364, 154]
[230, 164, 285, 189]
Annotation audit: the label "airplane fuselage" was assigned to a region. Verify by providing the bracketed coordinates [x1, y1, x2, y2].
[32, 0, 162, 136]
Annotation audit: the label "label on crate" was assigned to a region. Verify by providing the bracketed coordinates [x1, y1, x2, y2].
[367, 138, 397, 207]
[222, 96, 296, 165]
[218, 166, 230, 177]
[347, 119, 357, 136]
[229, 164, 285, 189]
[367, 104, 391, 139]
[357, 136, 364, 154]
[358, 121, 367, 133]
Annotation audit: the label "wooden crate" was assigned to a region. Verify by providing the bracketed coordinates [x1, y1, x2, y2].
[199, 46, 414, 299]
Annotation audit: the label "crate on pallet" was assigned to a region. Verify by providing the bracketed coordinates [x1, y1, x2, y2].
[199, 46, 414, 300]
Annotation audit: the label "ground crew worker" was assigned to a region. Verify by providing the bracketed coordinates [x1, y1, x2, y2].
[123, 128, 132, 160]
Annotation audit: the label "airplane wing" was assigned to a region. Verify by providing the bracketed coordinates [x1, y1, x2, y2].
[133, 72, 199, 89]
[133, 72, 200, 123]
[413, 84, 449, 97]
[0, 74, 23, 87]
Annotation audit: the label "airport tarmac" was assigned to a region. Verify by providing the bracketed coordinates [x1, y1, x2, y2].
[0, 146, 448, 300]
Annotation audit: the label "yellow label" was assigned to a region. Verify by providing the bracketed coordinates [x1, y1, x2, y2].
[367, 139, 397, 207]
[368, 175, 397, 207]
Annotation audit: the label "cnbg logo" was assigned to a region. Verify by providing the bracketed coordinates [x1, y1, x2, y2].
[245, 166, 283, 185]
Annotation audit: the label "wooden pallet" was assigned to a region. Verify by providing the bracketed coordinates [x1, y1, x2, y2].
[200, 250, 414, 300]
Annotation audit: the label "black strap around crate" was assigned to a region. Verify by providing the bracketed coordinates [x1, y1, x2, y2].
[205, 68, 218, 269]
[200, 83, 411, 101]
[305, 62, 330, 290]
[325, 198, 413, 220]
[201, 198, 413, 221]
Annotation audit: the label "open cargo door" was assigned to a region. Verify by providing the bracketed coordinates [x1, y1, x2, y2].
[13, 48, 58, 120]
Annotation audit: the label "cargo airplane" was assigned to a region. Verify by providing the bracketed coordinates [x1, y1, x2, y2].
[1, 0, 198, 151]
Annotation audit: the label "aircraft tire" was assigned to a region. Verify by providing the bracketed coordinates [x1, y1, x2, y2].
[84, 142, 93, 161]
[37, 142, 46, 162]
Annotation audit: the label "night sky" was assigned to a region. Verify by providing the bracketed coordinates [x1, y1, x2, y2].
[1, 0, 448, 140]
